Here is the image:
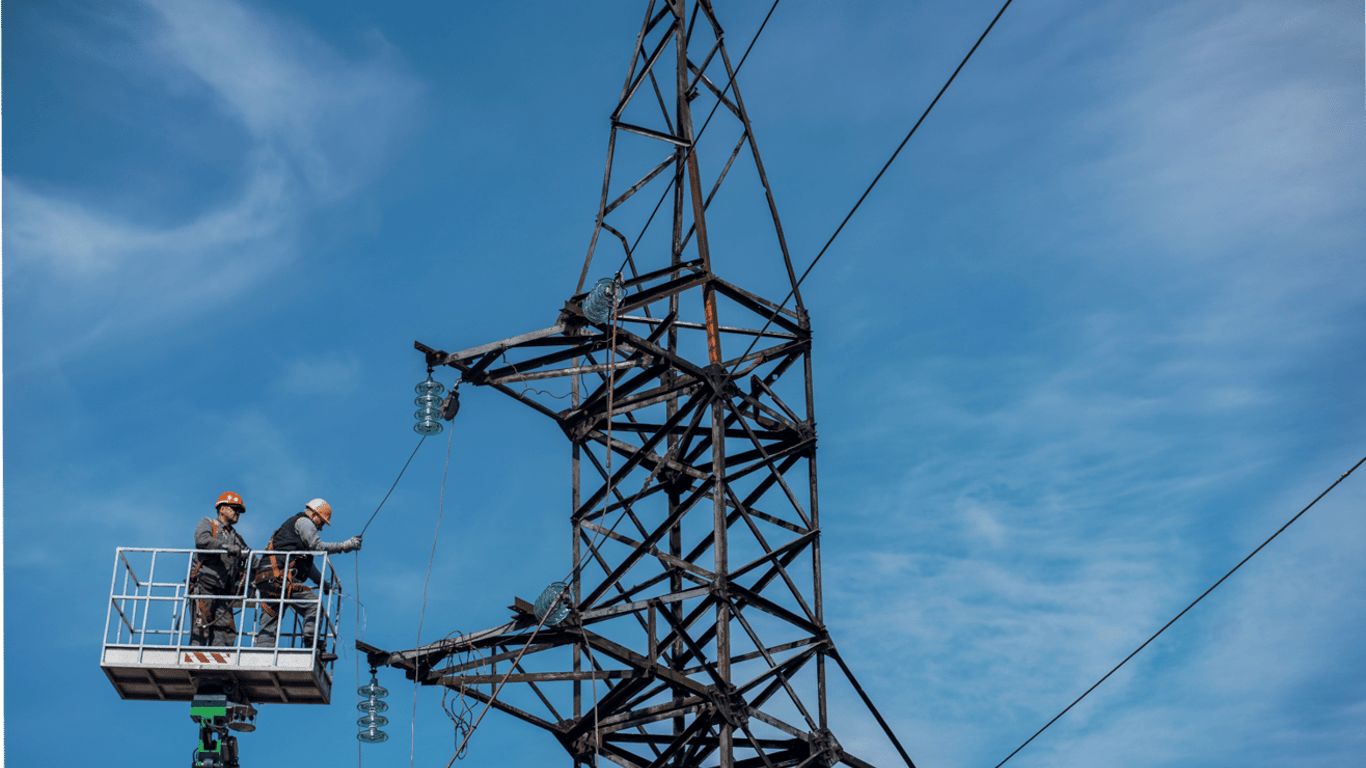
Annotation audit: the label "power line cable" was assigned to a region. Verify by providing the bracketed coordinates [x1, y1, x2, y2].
[414, 426, 456, 768]
[990, 452, 1366, 768]
[428, 0, 1010, 755]
[440, 290, 633, 766]
[727, 0, 1016, 375]
[361, 435, 426, 536]
[355, 433, 428, 763]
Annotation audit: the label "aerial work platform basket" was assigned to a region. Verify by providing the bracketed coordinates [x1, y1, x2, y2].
[100, 547, 342, 705]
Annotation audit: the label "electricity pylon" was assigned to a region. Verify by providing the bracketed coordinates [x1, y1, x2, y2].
[362, 3, 914, 766]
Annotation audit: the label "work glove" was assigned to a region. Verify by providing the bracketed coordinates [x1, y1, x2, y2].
[343, 535, 363, 553]
[226, 541, 244, 556]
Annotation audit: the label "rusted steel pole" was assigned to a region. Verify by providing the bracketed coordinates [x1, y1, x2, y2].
[710, 392, 733, 768]
[675, 6, 731, 766]
[675, 0, 723, 366]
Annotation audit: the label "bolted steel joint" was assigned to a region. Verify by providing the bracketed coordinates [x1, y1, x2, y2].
[810, 728, 843, 768]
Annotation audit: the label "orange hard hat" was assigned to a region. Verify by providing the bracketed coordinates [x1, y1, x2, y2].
[306, 498, 333, 526]
[216, 491, 245, 511]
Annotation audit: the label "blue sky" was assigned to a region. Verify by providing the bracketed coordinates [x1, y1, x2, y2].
[5, 1, 1364, 766]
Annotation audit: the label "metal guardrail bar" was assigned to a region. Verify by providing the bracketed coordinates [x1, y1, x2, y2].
[105, 547, 341, 652]
[110, 597, 138, 637]
[138, 549, 159, 643]
[119, 550, 142, 588]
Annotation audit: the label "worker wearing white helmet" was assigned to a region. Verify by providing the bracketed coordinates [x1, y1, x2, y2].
[189, 492, 252, 647]
[252, 498, 362, 658]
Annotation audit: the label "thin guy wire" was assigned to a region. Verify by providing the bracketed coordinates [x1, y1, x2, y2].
[727, 0, 1016, 376]
[373, 8, 1003, 744]
[440, 303, 632, 766]
[583, 300, 620, 768]
[356, 555, 364, 766]
[578, 623, 603, 767]
[443, 573, 569, 768]
[361, 434, 427, 536]
[991, 453, 1366, 768]
[499, 350, 573, 400]
[413, 425, 456, 767]
[439, 627, 482, 760]
[354, 430, 429, 763]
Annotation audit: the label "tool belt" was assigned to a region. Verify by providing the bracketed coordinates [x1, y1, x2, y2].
[188, 562, 241, 642]
[190, 520, 247, 604]
[190, 559, 248, 606]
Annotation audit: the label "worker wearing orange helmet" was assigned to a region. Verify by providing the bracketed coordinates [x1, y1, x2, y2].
[252, 498, 362, 656]
[189, 492, 252, 647]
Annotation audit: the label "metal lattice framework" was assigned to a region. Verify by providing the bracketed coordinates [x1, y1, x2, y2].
[361, 3, 914, 767]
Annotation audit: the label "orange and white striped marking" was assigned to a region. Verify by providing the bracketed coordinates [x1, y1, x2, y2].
[183, 651, 231, 663]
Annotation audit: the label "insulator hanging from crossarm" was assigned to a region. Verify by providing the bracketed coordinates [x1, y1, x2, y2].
[357, 668, 390, 743]
[414, 370, 445, 435]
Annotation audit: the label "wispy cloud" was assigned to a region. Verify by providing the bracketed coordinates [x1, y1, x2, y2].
[818, 1, 1364, 765]
[5, 0, 422, 360]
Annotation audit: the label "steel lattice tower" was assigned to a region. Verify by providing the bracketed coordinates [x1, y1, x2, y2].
[362, 3, 913, 767]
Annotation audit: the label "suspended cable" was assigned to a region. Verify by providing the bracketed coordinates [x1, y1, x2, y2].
[727, 0, 1016, 376]
[442, 565, 577, 768]
[440, 298, 638, 767]
[991, 453, 1366, 768]
[353, 433, 430, 763]
[429, 1, 1010, 755]
[578, 623, 604, 767]
[438, 627, 482, 761]
[414, 425, 456, 768]
[361, 435, 427, 537]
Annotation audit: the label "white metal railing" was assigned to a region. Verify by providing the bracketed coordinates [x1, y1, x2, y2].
[103, 547, 342, 665]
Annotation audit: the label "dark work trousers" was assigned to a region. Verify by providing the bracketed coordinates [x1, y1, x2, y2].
[189, 574, 240, 647]
[254, 576, 319, 649]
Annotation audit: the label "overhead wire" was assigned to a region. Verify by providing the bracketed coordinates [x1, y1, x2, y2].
[426, 0, 1018, 758]
[440, 287, 631, 767]
[438, 627, 484, 761]
[726, 0, 1017, 377]
[414, 424, 456, 768]
[990, 453, 1366, 768]
[361, 435, 428, 537]
[378, 2, 1362, 764]
[576, 295, 624, 768]
[353, 433, 429, 765]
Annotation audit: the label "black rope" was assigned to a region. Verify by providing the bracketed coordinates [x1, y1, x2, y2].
[360, 435, 427, 537]
[991, 453, 1366, 768]
[727, 0, 1016, 376]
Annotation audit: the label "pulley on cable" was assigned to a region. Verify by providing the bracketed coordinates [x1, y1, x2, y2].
[581, 274, 623, 325]
[356, 668, 389, 743]
[414, 369, 460, 435]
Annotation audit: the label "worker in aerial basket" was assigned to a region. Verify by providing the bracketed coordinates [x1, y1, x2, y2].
[190, 491, 252, 647]
[252, 498, 361, 655]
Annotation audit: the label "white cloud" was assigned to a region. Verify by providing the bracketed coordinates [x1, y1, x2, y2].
[813, 3, 1365, 765]
[139, 0, 417, 201]
[5, 0, 422, 358]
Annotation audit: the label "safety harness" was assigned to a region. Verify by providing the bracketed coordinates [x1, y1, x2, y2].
[189, 518, 244, 643]
[253, 512, 311, 619]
